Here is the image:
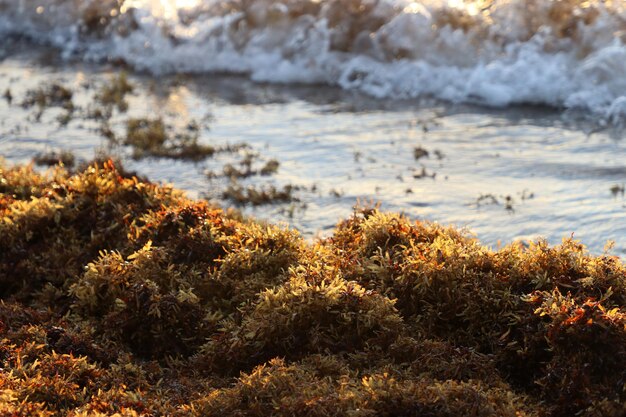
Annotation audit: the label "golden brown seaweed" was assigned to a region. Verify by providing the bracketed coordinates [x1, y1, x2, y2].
[1, 159, 625, 416]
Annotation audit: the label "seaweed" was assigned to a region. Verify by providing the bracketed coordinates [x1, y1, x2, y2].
[1, 159, 626, 416]
[22, 83, 73, 110]
[0, 160, 183, 301]
[33, 150, 76, 168]
[186, 359, 535, 417]
[610, 184, 624, 197]
[22, 82, 74, 123]
[221, 158, 280, 179]
[79, 0, 131, 37]
[3, 88, 12, 104]
[95, 71, 134, 113]
[196, 274, 403, 374]
[222, 183, 298, 206]
[413, 146, 429, 160]
[124, 117, 215, 160]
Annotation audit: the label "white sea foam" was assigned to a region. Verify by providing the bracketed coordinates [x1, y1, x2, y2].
[1, 0, 625, 123]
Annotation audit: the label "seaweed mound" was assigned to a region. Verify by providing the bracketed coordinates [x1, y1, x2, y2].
[1, 160, 625, 416]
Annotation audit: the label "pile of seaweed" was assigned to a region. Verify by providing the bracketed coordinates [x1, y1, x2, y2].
[1, 159, 626, 417]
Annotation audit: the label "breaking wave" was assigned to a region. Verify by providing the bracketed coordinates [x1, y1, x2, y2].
[1, 0, 626, 123]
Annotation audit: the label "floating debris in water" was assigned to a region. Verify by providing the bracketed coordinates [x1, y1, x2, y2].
[22, 83, 73, 110]
[2, 88, 12, 104]
[94, 71, 134, 113]
[504, 194, 514, 212]
[473, 192, 528, 212]
[476, 193, 499, 206]
[124, 117, 215, 161]
[260, 159, 280, 176]
[413, 146, 429, 160]
[33, 150, 76, 168]
[413, 167, 436, 179]
[222, 183, 299, 206]
[221, 157, 280, 180]
[22, 82, 75, 123]
[610, 184, 625, 197]
[520, 189, 536, 201]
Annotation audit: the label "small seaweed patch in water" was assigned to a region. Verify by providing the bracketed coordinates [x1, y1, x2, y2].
[413, 146, 429, 160]
[412, 166, 436, 179]
[222, 183, 298, 206]
[95, 71, 134, 113]
[22, 83, 73, 110]
[471, 192, 530, 212]
[3, 88, 12, 104]
[125, 117, 215, 160]
[2, 159, 626, 416]
[221, 157, 280, 180]
[33, 150, 76, 168]
[260, 159, 280, 175]
[610, 184, 625, 197]
[21, 82, 74, 123]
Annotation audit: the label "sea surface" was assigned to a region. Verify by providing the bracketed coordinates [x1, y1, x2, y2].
[1, 0, 626, 254]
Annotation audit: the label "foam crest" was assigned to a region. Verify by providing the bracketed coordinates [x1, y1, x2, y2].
[1, 0, 625, 124]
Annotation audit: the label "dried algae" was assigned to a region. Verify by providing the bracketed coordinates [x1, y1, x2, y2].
[1, 159, 626, 416]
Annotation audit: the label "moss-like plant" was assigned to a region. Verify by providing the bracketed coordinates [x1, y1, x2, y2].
[1, 159, 626, 416]
[0, 160, 182, 301]
[124, 117, 215, 160]
[33, 150, 76, 168]
[197, 273, 404, 374]
[186, 358, 535, 417]
[95, 72, 134, 113]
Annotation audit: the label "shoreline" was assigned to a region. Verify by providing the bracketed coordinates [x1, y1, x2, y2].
[2, 55, 626, 254]
[1, 159, 625, 416]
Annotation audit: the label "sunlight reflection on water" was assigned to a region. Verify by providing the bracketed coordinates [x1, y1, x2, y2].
[1, 1, 626, 254]
[1, 54, 626, 254]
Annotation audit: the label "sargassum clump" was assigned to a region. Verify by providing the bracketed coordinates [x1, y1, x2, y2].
[1, 159, 625, 416]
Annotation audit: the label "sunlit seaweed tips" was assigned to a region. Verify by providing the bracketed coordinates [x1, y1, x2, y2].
[1, 158, 626, 415]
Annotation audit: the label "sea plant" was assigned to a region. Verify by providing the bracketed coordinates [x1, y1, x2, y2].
[1, 158, 625, 416]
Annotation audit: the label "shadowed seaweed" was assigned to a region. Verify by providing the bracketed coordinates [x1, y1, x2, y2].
[124, 117, 216, 161]
[33, 150, 76, 168]
[1, 159, 626, 416]
[95, 71, 134, 113]
[222, 183, 298, 206]
[21, 82, 75, 124]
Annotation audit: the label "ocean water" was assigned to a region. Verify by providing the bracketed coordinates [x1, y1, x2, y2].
[0, 0, 625, 254]
[1, 0, 626, 121]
